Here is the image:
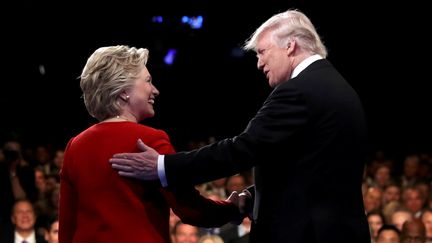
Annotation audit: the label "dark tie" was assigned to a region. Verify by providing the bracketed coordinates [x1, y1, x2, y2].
[22, 241, 28, 243]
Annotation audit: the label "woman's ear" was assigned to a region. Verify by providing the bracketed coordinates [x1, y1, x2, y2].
[120, 95, 130, 102]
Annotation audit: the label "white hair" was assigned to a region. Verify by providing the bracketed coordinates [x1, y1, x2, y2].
[243, 9, 327, 58]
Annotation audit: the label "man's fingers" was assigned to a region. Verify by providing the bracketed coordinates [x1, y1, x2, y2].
[118, 171, 142, 179]
[109, 158, 131, 165]
[238, 195, 246, 209]
[112, 153, 130, 159]
[238, 191, 252, 215]
[111, 163, 134, 172]
[226, 191, 239, 202]
[118, 170, 154, 180]
[239, 190, 251, 198]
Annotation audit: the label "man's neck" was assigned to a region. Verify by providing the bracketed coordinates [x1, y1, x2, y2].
[291, 54, 323, 79]
[17, 229, 34, 239]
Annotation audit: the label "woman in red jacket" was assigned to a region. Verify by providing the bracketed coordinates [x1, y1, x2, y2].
[59, 45, 242, 243]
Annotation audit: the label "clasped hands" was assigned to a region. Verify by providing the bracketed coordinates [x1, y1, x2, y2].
[226, 189, 253, 224]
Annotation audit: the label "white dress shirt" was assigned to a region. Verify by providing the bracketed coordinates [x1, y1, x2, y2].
[15, 230, 36, 243]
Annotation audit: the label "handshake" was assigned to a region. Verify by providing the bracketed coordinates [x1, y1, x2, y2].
[226, 186, 254, 224]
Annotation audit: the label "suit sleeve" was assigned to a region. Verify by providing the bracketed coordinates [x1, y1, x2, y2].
[59, 138, 78, 243]
[152, 130, 242, 227]
[165, 82, 309, 186]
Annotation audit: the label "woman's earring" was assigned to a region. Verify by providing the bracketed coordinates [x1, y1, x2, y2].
[120, 95, 130, 102]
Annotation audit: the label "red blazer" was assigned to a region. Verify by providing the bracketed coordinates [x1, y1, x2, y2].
[59, 122, 238, 243]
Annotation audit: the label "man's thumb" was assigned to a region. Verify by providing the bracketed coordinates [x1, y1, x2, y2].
[137, 139, 148, 152]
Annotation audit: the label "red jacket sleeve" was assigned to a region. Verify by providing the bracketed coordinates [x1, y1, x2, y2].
[162, 186, 240, 227]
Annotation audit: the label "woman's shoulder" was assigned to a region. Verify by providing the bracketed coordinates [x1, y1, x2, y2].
[136, 124, 168, 136]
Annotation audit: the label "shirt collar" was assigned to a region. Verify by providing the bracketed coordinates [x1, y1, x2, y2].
[15, 230, 36, 243]
[291, 54, 323, 79]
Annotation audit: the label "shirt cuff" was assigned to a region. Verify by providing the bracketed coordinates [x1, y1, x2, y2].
[157, 155, 168, 187]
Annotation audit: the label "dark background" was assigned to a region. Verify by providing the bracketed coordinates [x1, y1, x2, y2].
[1, 0, 430, 161]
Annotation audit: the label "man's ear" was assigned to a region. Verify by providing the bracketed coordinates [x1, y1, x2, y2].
[286, 40, 295, 55]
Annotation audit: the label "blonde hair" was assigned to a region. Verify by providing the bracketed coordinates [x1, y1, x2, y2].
[243, 9, 327, 58]
[80, 45, 149, 121]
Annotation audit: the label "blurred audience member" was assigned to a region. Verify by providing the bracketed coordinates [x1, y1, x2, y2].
[402, 186, 426, 218]
[368, 210, 385, 241]
[43, 215, 59, 243]
[0, 199, 45, 243]
[376, 224, 401, 243]
[400, 219, 426, 243]
[0, 140, 37, 226]
[364, 186, 384, 213]
[421, 208, 432, 243]
[400, 155, 420, 189]
[383, 183, 402, 207]
[391, 208, 414, 231]
[172, 221, 200, 243]
[219, 217, 251, 243]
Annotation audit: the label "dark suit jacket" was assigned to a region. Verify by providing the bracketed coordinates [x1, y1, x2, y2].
[165, 59, 371, 243]
[0, 162, 37, 226]
[0, 224, 46, 243]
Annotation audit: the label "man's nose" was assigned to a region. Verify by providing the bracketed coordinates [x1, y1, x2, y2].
[257, 59, 264, 70]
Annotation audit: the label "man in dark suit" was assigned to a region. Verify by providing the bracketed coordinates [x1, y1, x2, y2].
[219, 218, 251, 243]
[0, 199, 46, 243]
[0, 140, 38, 227]
[110, 9, 371, 243]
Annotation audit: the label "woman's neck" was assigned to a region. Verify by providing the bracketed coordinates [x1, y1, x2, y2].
[102, 115, 137, 123]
